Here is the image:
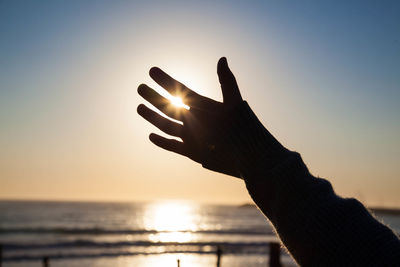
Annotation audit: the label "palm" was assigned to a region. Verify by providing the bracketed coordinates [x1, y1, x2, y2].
[138, 57, 242, 177]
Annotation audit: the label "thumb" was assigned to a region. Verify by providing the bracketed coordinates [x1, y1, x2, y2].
[217, 57, 242, 105]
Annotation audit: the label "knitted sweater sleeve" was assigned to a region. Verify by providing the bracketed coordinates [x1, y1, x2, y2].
[218, 101, 400, 266]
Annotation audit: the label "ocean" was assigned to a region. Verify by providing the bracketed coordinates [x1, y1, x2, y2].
[0, 200, 399, 267]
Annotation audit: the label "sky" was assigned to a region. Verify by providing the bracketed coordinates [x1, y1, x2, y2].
[1, 0, 399, 206]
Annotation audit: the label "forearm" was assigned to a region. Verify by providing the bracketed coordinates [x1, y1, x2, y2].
[245, 154, 400, 265]
[220, 101, 400, 265]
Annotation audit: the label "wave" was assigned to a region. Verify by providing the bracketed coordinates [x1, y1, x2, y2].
[2, 248, 277, 262]
[3, 239, 273, 250]
[0, 226, 272, 236]
[1, 239, 277, 262]
[2, 251, 213, 262]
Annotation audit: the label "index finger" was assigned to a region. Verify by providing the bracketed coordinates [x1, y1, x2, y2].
[149, 67, 220, 110]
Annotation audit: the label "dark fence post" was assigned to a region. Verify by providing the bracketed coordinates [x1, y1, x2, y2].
[216, 246, 222, 267]
[42, 256, 49, 267]
[269, 242, 281, 267]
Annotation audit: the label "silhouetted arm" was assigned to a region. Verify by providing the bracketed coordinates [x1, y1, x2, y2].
[137, 58, 400, 266]
[221, 101, 400, 265]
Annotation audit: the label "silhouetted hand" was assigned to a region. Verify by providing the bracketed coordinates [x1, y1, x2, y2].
[137, 57, 243, 177]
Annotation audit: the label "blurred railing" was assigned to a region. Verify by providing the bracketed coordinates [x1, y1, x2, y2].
[0, 241, 282, 267]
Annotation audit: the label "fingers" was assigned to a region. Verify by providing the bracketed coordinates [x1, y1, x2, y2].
[137, 104, 183, 137]
[217, 57, 242, 105]
[149, 67, 220, 110]
[149, 67, 198, 98]
[149, 133, 186, 157]
[138, 84, 185, 121]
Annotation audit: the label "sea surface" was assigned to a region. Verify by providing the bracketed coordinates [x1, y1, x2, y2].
[0, 200, 399, 267]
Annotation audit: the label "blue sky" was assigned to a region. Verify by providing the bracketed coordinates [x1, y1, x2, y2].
[1, 0, 399, 206]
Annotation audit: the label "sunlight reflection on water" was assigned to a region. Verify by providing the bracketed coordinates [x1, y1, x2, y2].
[144, 201, 198, 233]
[149, 231, 194, 243]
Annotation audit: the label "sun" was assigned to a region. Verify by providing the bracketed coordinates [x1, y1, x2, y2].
[169, 96, 189, 109]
